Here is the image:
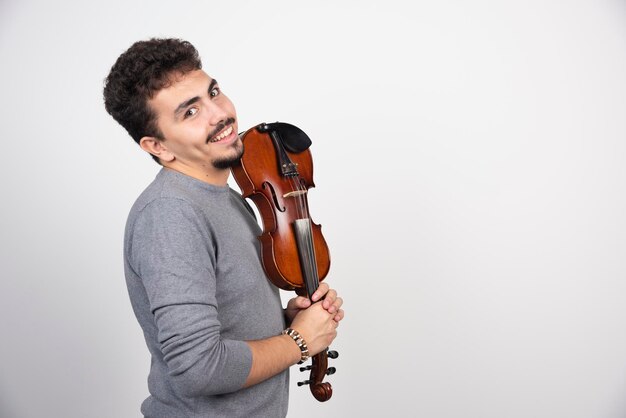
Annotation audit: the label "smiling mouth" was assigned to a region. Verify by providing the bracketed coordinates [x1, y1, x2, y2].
[209, 126, 234, 143]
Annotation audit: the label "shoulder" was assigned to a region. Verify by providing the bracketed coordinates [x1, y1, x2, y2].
[125, 175, 208, 244]
[128, 170, 207, 222]
[128, 195, 206, 237]
[124, 195, 213, 268]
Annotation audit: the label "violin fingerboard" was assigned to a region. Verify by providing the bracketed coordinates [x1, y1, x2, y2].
[293, 218, 320, 297]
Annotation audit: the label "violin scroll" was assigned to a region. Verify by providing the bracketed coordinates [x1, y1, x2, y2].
[297, 348, 339, 402]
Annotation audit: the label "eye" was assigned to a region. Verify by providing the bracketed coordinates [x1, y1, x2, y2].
[184, 107, 198, 118]
[210, 86, 221, 98]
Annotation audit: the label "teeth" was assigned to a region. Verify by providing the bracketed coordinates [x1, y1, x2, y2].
[212, 126, 233, 142]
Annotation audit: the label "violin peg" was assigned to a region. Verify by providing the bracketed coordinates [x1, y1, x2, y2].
[299, 365, 312, 372]
[326, 367, 336, 376]
[297, 380, 311, 387]
[327, 350, 339, 359]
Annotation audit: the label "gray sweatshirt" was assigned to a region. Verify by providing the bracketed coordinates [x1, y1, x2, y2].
[124, 168, 288, 417]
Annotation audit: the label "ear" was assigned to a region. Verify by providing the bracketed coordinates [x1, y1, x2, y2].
[139, 136, 175, 162]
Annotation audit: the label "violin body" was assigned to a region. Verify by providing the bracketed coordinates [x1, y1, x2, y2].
[231, 123, 330, 294]
[231, 122, 336, 402]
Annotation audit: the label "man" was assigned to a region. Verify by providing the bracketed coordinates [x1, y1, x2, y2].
[103, 38, 344, 417]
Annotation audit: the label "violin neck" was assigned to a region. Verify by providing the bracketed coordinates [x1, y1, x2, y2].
[293, 218, 320, 298]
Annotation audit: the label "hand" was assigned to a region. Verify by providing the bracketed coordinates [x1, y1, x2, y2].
[290, 301, 339, 356]
[284, 282, 344, 324]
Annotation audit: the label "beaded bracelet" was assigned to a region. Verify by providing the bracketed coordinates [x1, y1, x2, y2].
[282, 328, 310, 364]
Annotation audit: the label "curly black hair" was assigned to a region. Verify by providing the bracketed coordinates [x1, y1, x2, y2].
[103, 38, 202, 163]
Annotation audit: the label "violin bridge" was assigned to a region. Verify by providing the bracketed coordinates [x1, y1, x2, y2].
[283, 190, 308, 198]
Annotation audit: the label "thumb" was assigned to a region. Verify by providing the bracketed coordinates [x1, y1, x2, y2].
[291, 296, 311, 309]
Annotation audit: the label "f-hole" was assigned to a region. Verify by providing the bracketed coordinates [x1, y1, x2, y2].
[263, 181, 286, 212]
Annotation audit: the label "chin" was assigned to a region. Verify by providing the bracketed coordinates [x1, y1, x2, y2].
[212, 142, 244, 170]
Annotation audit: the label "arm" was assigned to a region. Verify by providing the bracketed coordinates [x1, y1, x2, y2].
[244, 335, 301, 387]
[130, 198, 343, 394]
[129, 198, 253, 396]
[244, 298, 341, 387]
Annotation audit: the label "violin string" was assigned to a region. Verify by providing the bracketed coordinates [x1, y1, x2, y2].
[289, 176, 303, 220]
[297, 174, 319, 291]
[286, 175, 306, 292]
[289, 172, 319, 294]
[300, 178, 310, 220]
[293, 175, 308, 220]
[297, 176, 317, 291]
[297, 177, 308, 219]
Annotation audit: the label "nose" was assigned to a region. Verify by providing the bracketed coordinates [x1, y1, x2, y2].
[205, 99, 230, 126]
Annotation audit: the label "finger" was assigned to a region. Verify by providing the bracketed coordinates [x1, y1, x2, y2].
[333, 309, 344, 323]
[311, 282, 329, 302]
[322, 289, 337, 310]
[297, 296, 311, 308]
[287, 296, 310, 309]
[326, 296, 342, 313]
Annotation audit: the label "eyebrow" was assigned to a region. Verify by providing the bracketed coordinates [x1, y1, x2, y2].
[173, 78, 219, 117]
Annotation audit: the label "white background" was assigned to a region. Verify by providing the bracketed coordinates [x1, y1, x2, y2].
[1, 1, 625, 417]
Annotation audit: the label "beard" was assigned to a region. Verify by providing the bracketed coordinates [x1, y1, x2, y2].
[211, 139, 244, 169]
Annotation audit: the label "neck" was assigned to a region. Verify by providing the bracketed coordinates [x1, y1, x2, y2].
[162, 161, 230, 186]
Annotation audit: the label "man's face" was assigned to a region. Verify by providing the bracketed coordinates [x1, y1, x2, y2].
[148, 69, 242, 175]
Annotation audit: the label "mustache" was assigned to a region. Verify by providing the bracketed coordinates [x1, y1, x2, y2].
[206, 117, 236, 144]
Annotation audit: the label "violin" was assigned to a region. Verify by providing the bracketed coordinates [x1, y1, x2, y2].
[231, 122, 338, 402]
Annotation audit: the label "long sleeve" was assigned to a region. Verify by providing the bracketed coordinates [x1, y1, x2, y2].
[127, 197, 252, 397]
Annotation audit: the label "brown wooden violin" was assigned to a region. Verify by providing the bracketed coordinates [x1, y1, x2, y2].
[231, 122, 338, 402]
